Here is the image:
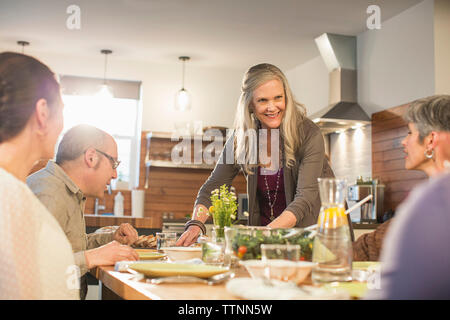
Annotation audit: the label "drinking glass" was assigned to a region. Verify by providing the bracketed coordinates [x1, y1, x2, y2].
[202, 240, 225, 266]
[156, 232, 177, 250]
[261, 244, 301, 283]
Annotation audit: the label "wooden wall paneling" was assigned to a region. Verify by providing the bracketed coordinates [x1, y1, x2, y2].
[372, 103, 428, 212]
[372, 136, 405, 153]
[372, 126, 409, 143]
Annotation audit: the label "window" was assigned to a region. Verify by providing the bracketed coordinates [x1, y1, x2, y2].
[60, 88, 142, 189]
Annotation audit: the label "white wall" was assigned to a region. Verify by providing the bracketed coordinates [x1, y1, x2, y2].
[434, 0, 450, 94]
[357, 0, 435, 115]
[286, 55, 329, 117]
[329, 126, 372, 221]
[285, 1, 436, 208]
[6, 50, 245, 133]
[287, 0, 436, 118]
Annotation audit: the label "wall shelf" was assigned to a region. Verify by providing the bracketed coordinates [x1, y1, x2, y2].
[146, 159, 216, 170]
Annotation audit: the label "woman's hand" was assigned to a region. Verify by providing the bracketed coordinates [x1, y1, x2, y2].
[176, 225, 201, 247]
[267, 210, 297, 228]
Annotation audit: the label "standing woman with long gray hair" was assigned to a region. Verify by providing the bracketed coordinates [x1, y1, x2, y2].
[0, 52, 79, 299]
[177, 63, 335, 246]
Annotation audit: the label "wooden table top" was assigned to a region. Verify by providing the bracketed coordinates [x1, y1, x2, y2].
[92, 264, 249, 300]
[90, 253, 362, 300]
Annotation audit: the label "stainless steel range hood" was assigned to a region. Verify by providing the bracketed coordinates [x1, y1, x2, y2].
[310, 33, 370, 134]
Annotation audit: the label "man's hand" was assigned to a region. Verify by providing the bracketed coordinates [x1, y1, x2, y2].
[175, 225, 201, 247]
[113, 223, 139, 245]
[84, 241, 139, 268]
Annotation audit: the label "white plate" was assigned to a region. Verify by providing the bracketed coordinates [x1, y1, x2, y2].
[226, 278, 349, 300]
[129, 262, 228, 278]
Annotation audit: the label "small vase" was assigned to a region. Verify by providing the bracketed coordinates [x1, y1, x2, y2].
[212, 225, 225, 242]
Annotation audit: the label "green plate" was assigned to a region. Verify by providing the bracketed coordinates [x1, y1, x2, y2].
[352, 261, 380, 270]
[138, 252, 167, 260]
[130, 263, 229, 278]
[323, 282, 368, 299]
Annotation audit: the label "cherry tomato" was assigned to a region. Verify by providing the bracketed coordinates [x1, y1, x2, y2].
[237, 245, 247, 258]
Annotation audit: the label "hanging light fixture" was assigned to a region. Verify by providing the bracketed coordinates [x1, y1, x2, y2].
[96, 49, 114, 99]
[174, 56, 191, 111]
[17, 41, 30, 54]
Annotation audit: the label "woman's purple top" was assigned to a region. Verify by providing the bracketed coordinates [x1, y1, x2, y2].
[257, 166, 287, 226]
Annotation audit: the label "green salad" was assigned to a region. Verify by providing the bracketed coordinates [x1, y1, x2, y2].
[231, 229, 314, 261]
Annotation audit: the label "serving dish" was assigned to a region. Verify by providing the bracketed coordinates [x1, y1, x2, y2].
[162, 246, 202, 261]
[226, 226, 315, 261]
[239, 259, 316, 285]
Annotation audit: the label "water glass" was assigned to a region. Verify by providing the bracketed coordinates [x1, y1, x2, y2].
[156, 232, 177, 250]
[261, 244, 301, 282]
[202, 240, 225, 266]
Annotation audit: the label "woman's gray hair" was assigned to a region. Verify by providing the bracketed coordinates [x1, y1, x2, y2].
[55, 124, 110, 165]
[404, 94, 450, 142]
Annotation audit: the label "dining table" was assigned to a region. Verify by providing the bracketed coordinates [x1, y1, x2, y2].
[90, 251, 372, 301]
[90, 263, 248, 300]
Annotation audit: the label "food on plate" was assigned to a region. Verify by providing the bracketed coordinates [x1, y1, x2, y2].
[95, 225, 119, 234]
[133, 234, 157, 248]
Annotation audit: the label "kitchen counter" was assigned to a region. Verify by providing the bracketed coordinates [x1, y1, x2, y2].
[352, 222, 381, 229]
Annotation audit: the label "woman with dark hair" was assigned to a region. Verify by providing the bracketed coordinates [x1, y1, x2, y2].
[0, 52, 79, 299]
[177, 63, 336, 246]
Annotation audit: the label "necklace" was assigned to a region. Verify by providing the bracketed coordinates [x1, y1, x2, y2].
[263, 167, 281, 221]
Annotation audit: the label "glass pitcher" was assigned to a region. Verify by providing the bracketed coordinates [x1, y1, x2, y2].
[311, 178, 352, 283]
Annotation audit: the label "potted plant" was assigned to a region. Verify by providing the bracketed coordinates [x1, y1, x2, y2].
[207, 184, 238, 240]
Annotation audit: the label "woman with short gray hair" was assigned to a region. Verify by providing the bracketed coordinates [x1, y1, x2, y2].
[402, 94, 450, 176]
[366, 94, 450, 299]
[353, 94, 450, 262]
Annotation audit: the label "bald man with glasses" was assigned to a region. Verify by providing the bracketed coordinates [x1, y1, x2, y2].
[27, 124, 139, 300]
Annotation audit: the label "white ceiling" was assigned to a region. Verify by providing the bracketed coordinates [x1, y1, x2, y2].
[0, 0, 423, 70]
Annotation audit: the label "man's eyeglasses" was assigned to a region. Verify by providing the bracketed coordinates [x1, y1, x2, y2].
[95, 149, 120, 170]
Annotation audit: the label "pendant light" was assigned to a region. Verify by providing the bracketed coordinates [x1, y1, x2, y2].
[17, 41, 30, 54]
[96, 49, 114, 99]
[174, 56, 191, 111]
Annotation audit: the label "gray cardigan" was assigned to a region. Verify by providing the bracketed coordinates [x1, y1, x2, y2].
[194, 118, 334, 227]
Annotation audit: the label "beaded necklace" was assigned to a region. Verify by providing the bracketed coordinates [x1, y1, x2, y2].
[262, 167, 281, 221]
